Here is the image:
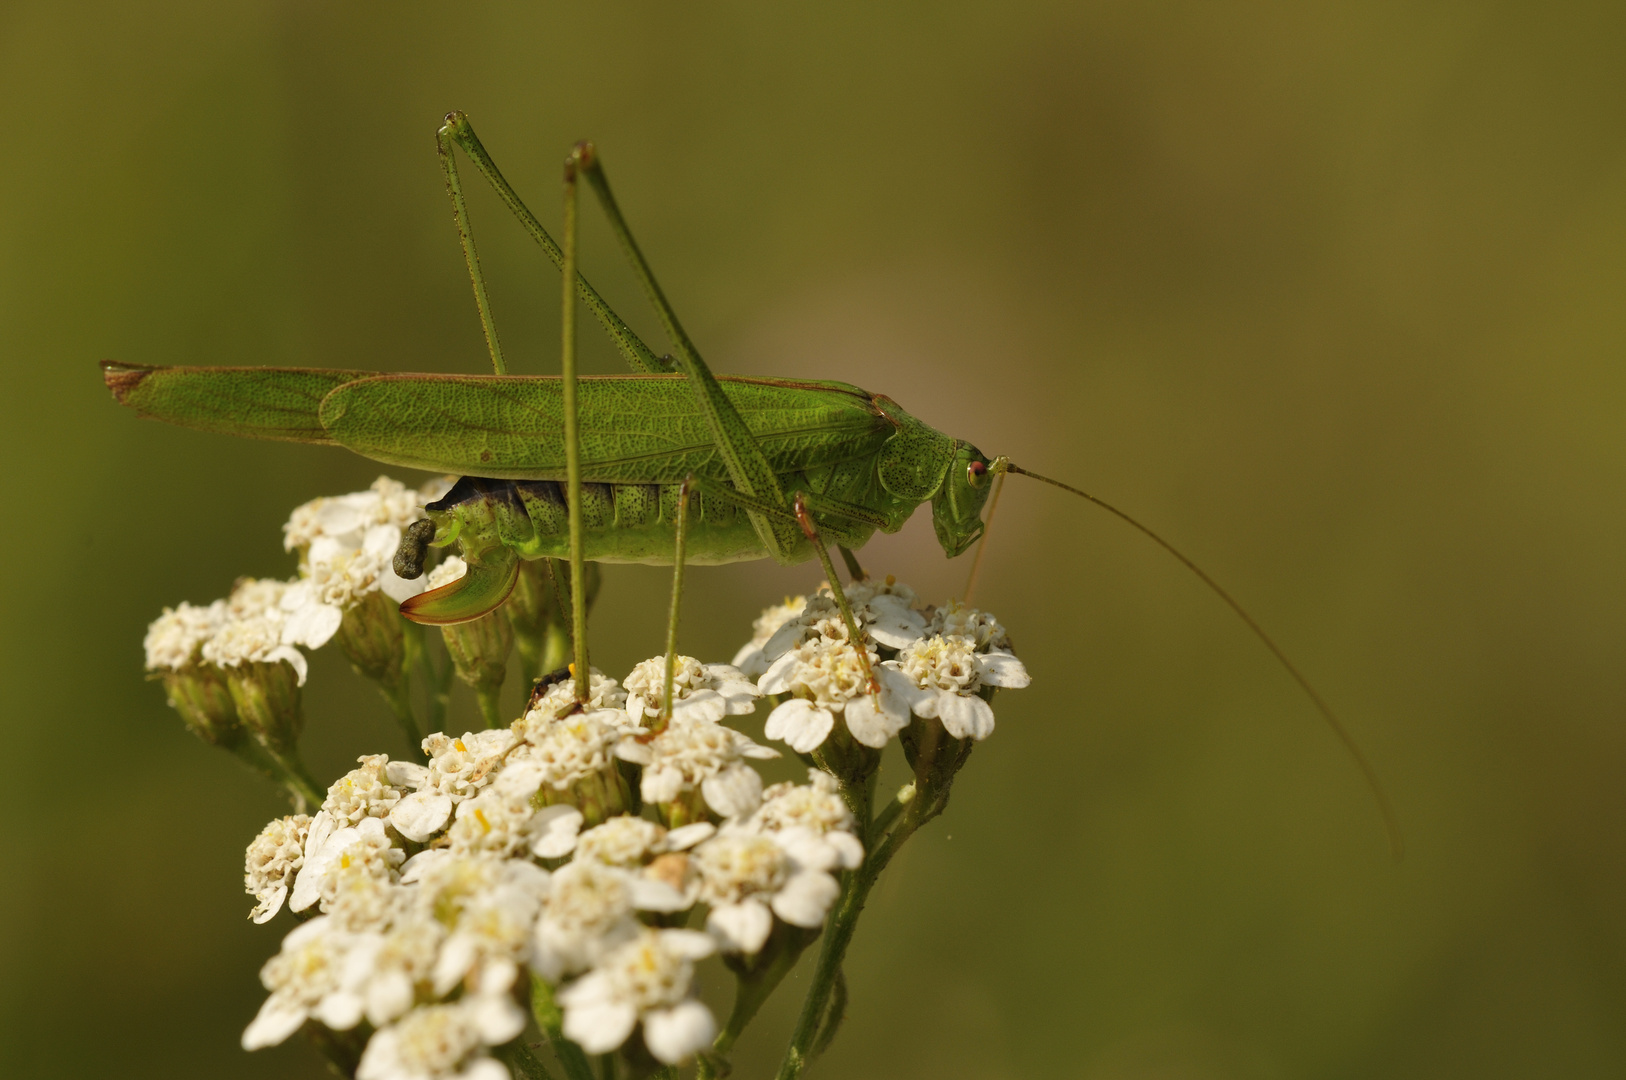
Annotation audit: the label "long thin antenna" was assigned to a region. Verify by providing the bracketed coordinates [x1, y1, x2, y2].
[1006, 462, 1403, 861]
[961, 470, 1006, 606]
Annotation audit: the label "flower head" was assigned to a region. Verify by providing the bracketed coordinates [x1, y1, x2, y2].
[283, 476, 437, 554]
[408, 852, 549, 996]
[557, 928, 717, 1064]
[323, 754, 419, 827]
[144, 600, 228, 671]
[290, 814, 405, 917]
[762, 577, 927, 661]
[622, 655, 759, 725]
[357, 994, 522, 1080]
[751, 770, 865, 870]
[732, 596, 808, 679]
[615, 714, 778, 822]
[928, 602, 1012, 652]
[390, 730, 516, 842]
[243, 916, 367, 1049]
[245, 814, 311, 924]
[692, 824, 846, 953]
[525, 668, 628, 723]
[202, 579, 308, 685]
[886, 633, 1030, 741]
[759, 638, 920, 752]
[532, 857, 685, 982]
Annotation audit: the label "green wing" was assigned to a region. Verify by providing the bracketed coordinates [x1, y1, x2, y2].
[319, 373, 891, 483]
[103, 364, 894, 482]
[101, 362, 374, 445]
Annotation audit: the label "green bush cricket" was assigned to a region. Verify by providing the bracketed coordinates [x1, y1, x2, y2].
[100, 112, 1400, 857]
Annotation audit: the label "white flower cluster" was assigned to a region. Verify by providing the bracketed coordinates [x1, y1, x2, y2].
[237, 580, 1030, 1074]
[239, 656, 847, 1072]
[751, 579, 1031, 752]
[144, 476, 449, 686]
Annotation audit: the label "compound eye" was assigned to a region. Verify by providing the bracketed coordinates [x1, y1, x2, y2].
[967, 460, 988, 488]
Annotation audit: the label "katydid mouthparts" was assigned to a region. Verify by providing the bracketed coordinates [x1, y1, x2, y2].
[98, 109, 1400, 858]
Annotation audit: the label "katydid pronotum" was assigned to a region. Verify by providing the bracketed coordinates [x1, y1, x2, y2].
[101, 112, 1400, 857]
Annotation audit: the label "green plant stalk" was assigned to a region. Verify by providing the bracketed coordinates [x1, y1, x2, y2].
[711, 935, 814, 1066]
[531, 973, 596, 1080]
[375, 670, 422, 749]
[773, 787, 948, 1080]
[498, 1040, 558, 1080]
[476, 684, 506, 729]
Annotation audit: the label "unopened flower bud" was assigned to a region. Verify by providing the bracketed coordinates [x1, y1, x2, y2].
[428, 559, 514, 727]
[222, 660, 307, 755]
[159, 665, 241, 745]
[333, 589, 407, 685]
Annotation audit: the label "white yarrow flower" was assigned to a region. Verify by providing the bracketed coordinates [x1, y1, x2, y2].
[390, 730, 517, 842]
[886, 634, 1030, 741]
[622, 655, 760, 725]
[244, 814, 311, 924]
[557, 928, 717, 1063]
[144, 600, 228, 671]
[531, 858, 686, 982]
[731, 596, 808, 679]
[243, 916, 367, 1049]
[409, 853, 550, 996]
[524, 668, 629, 723]
[928, 602, 1012, 652]
[322, 754, 415, 827]
[290, 815, 405, 915]
[283, 476, 433, 553]
[357, 993, 522, 1080]
[751, 770, 865, 870]
[759, 638, 921, 752]
[692, 825, 844, 954]
[615, 714, 779, 820]
[761, 577, 928, 660]
[202, 579, 309, 685]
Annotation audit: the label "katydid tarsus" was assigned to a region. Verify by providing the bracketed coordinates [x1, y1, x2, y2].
[100, 111, 1400, 858]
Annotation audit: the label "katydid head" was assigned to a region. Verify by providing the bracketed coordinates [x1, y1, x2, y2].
[930, 442, 997, 558]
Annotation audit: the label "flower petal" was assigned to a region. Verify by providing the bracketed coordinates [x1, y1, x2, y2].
[389, 790, 453, 843]
[384, 760, 428, 789]
[763, 699, 833, 753]
[643, 1000, 717, 1065]
[241, 995, 308, 1050]
[770, 870, 841, 928]
[842, 693, 907, 748]
[281, 601, 343, 650]
[707, 900, 774, 954]
[756, 650, 801, 695]
[701, 764, 763, 819]
[665, 822, 716, 850]
[530, 804, 584, 859]
[937, 692, 995, 741]
[826, 830, 865, 870]
[251, 884, 287, 924]
[561, 996, 638, 1054]
[978, 650, 1030, 689]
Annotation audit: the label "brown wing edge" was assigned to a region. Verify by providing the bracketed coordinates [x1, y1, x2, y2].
[101, 360, 153, 404]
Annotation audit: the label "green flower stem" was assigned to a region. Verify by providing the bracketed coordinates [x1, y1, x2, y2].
[412, 626, 453, 738]
[705, 933, 814, 1074]
[376, 671, 422, 750]
[499, 1040, 558, 1080]
[598, 1052, 617, 1080]
[476, 683, 506, 729]
[868, 786, 912, 846]
[254, 742, 324, 811]
[773, 786, 947, 1080]
[531, 972, 596, 1080]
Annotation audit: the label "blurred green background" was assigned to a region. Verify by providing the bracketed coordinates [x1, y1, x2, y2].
[5, 2, 1626, 1076]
